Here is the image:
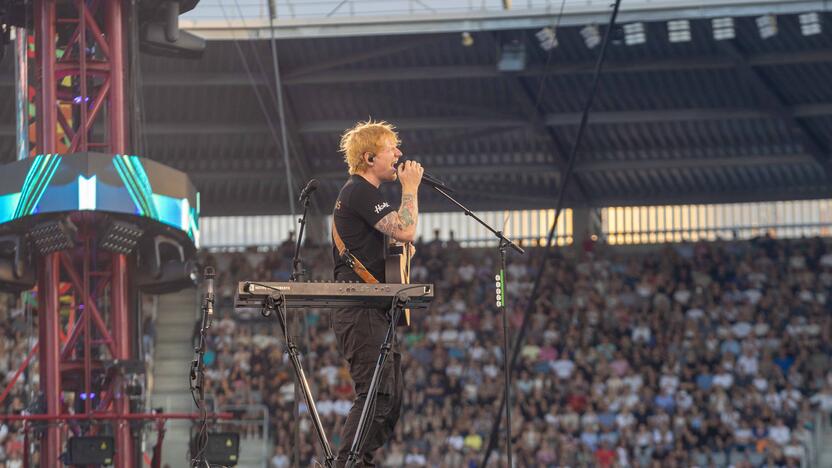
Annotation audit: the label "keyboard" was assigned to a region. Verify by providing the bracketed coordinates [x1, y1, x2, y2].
[235, 281, 434, 309]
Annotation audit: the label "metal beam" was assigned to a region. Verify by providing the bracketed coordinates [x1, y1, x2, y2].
[719, 42, 832, 180]
[199, 184, 832, 216]
[180, 0, 830, 41]
[142, 72, 268, 87]
[2, 103, 831, 137]
[285, 35, 444, 79]
[4, 49, 830, 89]
[291, 104, 832, 133]
[596, 186, 832, 208]
[501, 68, 590, 201]
[190, 152, 818, 183]
[280, 49, 832, 86]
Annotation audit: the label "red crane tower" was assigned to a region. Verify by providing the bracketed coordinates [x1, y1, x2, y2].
[0, 0, 206, 466]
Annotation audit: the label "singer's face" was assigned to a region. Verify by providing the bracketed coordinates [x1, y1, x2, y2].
[373, 137, 403, 182]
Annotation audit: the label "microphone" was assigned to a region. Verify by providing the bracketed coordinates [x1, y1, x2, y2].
[298, 179, 319, 202]
[204, 266, 215, 326]
[396, 161, 454, 192]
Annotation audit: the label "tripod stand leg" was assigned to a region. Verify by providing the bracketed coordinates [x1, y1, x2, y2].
[344, 303, 403, 468]
[268, 298, 335, 468]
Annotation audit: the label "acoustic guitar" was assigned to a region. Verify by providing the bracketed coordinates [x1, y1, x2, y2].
[384, 241, 413, 326]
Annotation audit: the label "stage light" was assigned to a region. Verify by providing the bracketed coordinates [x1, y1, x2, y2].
[535, 26, 558, 51]
[461, 32, 474, 47]
[30, 219, 76, 255]
[623, 23, 646, 45]
[667, 20, 691, 43]
[712, 17, 735, 40]
[580, 25, 601, 49]
[99, 220, 144, 255]
[799, 12, 821, 36]
[136, 235, 197, 294]
[0, 234, 35, 293]
[756, 14, 778, 39]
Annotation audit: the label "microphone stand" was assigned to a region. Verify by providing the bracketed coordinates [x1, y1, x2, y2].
[431, 185, 524, 466]
[290, 191, 309, 466]
[190, 267, 214, 467]
[291, 191, 312, 282]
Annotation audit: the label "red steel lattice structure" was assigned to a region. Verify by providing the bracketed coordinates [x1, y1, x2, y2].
[0, 1, 207, 466]
[32, 0, 132, 465]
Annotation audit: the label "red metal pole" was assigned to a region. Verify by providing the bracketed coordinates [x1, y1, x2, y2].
[106, 0, 126, 153]
[107, 2, 133, 464]
[112, 253, 134, 466]
[0, 412, 235, 422]
[77, 0, 89, 151]
[34, 0, 56, 154]
[0, 342, 38, 406]
[38, 253, 62, 465]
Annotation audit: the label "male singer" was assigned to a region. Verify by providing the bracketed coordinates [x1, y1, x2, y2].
[331, 120, 423, 466]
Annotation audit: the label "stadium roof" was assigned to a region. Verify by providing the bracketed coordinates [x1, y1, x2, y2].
[1, 2, 831, 216]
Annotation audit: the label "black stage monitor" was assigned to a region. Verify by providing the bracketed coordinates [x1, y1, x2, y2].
[67, 436, 115, 465]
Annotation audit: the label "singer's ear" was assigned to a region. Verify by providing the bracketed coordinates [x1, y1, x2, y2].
[365, 152, 375, 165]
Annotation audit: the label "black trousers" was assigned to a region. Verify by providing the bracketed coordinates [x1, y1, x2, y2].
[332, 307, 403, 468]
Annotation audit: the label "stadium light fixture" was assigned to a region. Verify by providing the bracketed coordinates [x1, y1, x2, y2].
[799, 12, 821, 36]
[623, 22, 646, 45]
[667, 20, 691, 43]
[580, 24, 601, 49]
[756, 14, 778, 39]
[535, 26, 558, 51]
[712, 17, 735, 40]
[497, 39, 527, 72]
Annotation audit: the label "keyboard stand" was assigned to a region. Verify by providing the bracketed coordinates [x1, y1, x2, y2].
[344, 292, 409, 468]
[262, 292, 334, 468]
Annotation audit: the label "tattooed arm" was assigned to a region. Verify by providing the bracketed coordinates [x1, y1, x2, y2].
[374, 160, 423, 242]
[374, 193, 419, 242]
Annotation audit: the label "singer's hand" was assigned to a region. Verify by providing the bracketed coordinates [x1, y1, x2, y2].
[397, 160, 424, 193]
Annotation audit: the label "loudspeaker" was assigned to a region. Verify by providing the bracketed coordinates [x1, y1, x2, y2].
[67, 436, 114, 465]
[193, 432, 240, 466]
[135, 235, 196, 294]
[0, 235, 35, 293]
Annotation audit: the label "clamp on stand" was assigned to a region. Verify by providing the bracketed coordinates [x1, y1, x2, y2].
[344, 292, 409, 468]
[262, 293, 334, 468]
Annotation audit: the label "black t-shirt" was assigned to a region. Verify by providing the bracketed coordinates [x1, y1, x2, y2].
[332, 175, 395, 282]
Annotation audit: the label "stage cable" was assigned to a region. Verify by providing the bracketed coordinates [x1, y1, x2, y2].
[480, 0, 624, 465]
[216, 1, 302, 217]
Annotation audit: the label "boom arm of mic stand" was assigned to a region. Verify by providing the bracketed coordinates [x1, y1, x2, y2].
[431, 185, 525, 255]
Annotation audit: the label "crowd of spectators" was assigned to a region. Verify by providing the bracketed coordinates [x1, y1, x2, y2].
[0, 293, 30, 468]
[196, 232, 832, 467]
[1, 231, 831, 467]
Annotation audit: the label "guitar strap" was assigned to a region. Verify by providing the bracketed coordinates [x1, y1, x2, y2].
[331, 220, 380, 284]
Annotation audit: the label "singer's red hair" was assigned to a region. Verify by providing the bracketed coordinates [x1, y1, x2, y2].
[339, 120, 400, 175]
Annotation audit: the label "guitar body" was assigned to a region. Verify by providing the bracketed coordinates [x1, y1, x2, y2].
[384, 242, 411, 326]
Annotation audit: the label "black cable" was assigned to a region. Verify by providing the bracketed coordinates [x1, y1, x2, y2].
[190, 306, 211, 466]
[480, 0, 624, 465]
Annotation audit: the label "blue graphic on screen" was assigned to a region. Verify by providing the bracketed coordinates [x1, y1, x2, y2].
[0, 154, 63, 221]
[0, 153, 199, 245]
[113, 155, 158, 218]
